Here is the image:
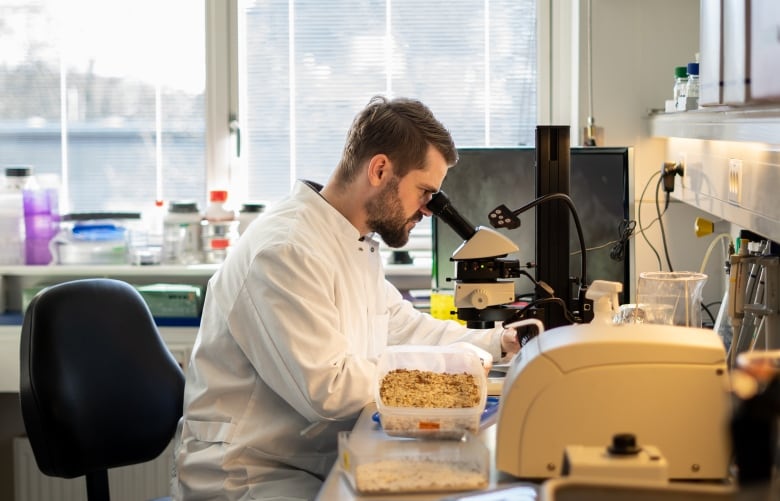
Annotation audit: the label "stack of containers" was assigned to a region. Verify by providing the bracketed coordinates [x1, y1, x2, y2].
[202, 190, 238, 264]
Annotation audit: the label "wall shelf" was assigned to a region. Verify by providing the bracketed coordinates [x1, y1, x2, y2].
[649, 106, 780, 144]
[649, 105, 780, 244]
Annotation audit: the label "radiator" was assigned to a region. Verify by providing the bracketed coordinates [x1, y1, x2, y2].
[13, 437, 174, 501]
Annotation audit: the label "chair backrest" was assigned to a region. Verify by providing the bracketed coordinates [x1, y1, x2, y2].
[19, 278, 185, 500]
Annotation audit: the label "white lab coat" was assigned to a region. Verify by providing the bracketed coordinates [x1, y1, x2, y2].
[173, 180, 505, 500]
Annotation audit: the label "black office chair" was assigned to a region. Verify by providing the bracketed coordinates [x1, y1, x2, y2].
[19, 278, 185, 501]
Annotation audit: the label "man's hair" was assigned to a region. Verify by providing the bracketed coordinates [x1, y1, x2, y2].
[333, 95, 457, 185]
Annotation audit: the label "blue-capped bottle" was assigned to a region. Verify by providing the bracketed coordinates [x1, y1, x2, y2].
[683, 62, 700, 110]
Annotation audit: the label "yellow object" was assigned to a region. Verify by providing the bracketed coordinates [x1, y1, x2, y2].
[694, 217, 714, 237]
[430, 291, 465, 324]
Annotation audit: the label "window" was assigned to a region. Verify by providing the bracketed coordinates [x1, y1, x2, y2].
[0, 0, 206, 215]
[237, 0, 538, 205]
[1, 1, 545, 235]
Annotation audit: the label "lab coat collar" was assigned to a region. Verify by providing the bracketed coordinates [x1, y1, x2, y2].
[296, 179, 372, 243]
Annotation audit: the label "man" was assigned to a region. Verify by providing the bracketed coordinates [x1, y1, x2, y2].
[173, 95, 520, 500]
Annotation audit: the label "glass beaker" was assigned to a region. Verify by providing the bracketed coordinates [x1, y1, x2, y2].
[636, 271, 708, 327]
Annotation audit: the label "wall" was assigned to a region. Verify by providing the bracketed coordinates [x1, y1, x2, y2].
[573, 0, 727, 307]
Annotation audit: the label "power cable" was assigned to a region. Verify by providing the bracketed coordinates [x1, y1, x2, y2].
[637, 171, 663, 270]
[655, 175, 674, 271]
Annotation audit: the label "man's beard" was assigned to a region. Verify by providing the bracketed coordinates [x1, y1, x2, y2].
[365, 177, 422, 248]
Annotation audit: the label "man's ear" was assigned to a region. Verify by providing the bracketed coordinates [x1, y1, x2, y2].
[367, 153, 391, 187]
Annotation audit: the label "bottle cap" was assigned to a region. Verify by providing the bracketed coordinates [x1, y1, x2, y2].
[674, 66, 688, 78]
[5, 166, 33, 177]
[240, 202, 266, 213]
[686, 62, 699, 76]
[169, 201, 199, 213]
[209, 190, 228, 203]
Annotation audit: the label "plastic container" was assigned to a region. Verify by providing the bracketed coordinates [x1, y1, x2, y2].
[636, 271, 708, 327]
[237, 202, 265, 235]
[129, 200, 166, 265]
[23, 174, 59, 265]
[338, 430, 489, 495]
[203, 190, 234, 221]
[49, 221, 129, 265]
[162, 201, 202, 265]
[202, 190, 238, 264]
[0, 166, 34, 265]
[375, 345, 487, 439]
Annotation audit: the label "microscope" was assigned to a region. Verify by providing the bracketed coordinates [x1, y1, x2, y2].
[427, 189, 590, 331]
[426, 191, 522, 329]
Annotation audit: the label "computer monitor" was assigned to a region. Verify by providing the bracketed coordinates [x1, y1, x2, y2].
[433, 146, 631, 305]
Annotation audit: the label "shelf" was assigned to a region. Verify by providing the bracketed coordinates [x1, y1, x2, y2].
[0, 263, 220, 278]
[649, 106, 780, 144]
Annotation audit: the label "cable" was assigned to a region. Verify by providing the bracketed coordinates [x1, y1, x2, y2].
[655, 175, 674, 271]
[637, 171, 663, 270]
[503, 296, 579, 327]
[699, 233, 733, 274]
[569, 219, 635, 263]
[701, 302, 716, 326]
[610, 219, 636, 261]
[493, 193, 588, 288]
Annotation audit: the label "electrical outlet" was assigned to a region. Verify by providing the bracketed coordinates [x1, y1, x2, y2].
[728, 158, 742, 205]
[677, 152, 687, 189]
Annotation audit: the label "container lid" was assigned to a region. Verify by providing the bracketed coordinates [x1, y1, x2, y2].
[674, 66, 688, 78]
[686, 62, 699, 76]
[5, 166, 33, 177]
[209, 190, 228, 203]
[240, 202, 266, 213]
[169, 201, 199, 213]
[62, 212, 141, 221]
[72, 223, 127, 241]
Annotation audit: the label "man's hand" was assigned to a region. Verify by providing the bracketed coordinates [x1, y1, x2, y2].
[500, 327, 521, 361]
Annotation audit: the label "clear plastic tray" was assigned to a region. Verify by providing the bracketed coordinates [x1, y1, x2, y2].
[338, 430, 489, 494]
[375, 345, 488, 438]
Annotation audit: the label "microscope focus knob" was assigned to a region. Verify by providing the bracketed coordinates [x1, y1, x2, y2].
[469, 288, 490, 309]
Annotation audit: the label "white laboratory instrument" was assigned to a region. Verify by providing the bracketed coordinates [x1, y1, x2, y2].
[495, 323, 732, 481]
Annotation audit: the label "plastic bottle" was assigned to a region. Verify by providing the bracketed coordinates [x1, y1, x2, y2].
[683, 62, 700, 110]
[162, 201, 202, 265]
[147, 199, 166, 251]
[202, 190, 238, 264]
[0, 166, 34, 265]
[584, 280, 623, 325]
[673, 66, 688, 111]
[23, 173, 59, 265]
[238, 202, 265, 235]
[131, 199, 166, 265]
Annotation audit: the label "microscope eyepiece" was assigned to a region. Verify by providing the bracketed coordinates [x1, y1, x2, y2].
[427, 191, 477, 240]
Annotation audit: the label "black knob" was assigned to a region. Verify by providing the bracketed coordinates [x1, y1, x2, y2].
[607, 433, 642, 455]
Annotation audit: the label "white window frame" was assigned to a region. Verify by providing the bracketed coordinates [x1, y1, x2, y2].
[204, 0, 575, 196]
